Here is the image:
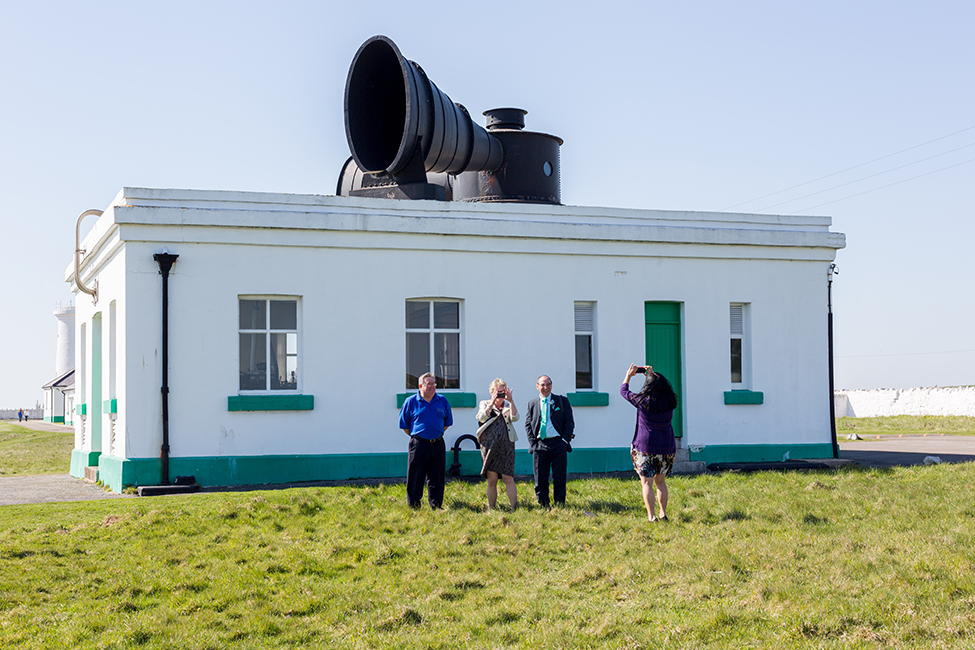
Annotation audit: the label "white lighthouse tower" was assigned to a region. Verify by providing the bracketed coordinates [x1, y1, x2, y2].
[42, 302, 76, 423]
[54, 302, 74, 377]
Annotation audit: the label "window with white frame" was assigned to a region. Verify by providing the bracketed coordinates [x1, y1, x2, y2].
[730, 303, 749, 386]
[405, 300, 461, 389]
[575, 302, 595, 390]
[239, 298, 299, 392]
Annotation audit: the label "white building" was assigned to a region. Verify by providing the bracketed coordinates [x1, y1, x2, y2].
[67, 187, 844, 492]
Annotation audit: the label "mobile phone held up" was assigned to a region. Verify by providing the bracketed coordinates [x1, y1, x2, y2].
[634, 367, 647, 374]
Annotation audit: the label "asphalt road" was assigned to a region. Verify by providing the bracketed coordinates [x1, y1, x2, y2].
[2, 420, 974, 506]
[837, 433, 975, 469]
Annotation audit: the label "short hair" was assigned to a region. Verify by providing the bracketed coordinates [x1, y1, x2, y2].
[417, 372, 435, 386]
[536, 375, 552, 384]
[488, 378, 507, 395]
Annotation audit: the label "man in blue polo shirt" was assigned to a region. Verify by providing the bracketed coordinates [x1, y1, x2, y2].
[399, 372, 453, 509]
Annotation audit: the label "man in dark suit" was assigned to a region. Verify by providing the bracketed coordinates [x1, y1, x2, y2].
[525, 375, 575, 506]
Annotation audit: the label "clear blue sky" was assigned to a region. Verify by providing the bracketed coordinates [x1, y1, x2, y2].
[2, 0, 973, 408]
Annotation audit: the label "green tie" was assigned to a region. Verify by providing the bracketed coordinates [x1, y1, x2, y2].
[540, 397, 550, 439]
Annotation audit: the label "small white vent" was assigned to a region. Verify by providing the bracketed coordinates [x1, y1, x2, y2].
[730, 304, 744, 336]
[574, 303, 594, 332]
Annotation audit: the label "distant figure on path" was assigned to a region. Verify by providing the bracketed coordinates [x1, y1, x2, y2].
[621, 364, 678, 523]
[476, 378, 519, 510]
[525, 375, 574, 506]
[399, 372, 453, 509]
[18, 409, 23, 422]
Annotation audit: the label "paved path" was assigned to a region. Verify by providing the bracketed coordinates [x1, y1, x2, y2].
[0, 474, 133, 506]
[3, 418, 75, 433]
[2, 419, 132, 506]
[839, 433, 975, 468]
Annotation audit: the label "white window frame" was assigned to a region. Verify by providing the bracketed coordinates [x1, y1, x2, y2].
[238, 296, 301, 394]
[405, 299, 463, 390]
[730, 303, 751, 388]
[574, 301, 596, 390]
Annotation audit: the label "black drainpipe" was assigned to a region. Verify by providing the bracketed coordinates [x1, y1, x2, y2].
[153, 253, 179, 485]
[827, 263, 839, 459]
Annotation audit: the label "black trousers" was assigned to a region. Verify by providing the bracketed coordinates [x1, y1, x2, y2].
[533, 437, 567, 506]
[406, 436, 446, 509]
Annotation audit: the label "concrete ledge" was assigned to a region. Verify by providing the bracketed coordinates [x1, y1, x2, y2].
[672, 461, 706, 475]
[138, 484, 202, 497]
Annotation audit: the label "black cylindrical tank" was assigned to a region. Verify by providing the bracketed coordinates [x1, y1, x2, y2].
[453, 108, 562, 205]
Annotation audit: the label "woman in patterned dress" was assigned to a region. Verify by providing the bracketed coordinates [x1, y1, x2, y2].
[621, 364, 678, 522]
[475, 378, 519, 510]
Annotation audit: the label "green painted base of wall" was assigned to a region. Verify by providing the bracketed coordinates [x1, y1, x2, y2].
[95, 447, 638, 493]
[89, 443, 840, 493]
[70, 449, 102, 478]
[689, 443, 834, 466]
[43, 416, 65, 423]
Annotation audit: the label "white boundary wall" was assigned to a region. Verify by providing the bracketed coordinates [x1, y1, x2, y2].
[835, 387, 975, 417]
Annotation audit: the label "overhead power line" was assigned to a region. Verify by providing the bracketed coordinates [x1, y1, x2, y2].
[754, 142, 975, 212]
[721, 124, 975, 211]
[789, 157, 975, 214]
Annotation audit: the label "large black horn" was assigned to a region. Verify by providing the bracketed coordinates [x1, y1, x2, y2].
[344, 36, 503, 178]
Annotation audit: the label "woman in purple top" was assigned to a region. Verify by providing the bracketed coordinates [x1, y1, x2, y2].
[621, 363, 678, 522]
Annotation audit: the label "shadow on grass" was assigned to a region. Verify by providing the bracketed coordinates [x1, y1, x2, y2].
[446, 499, 484, 513]
[582, 500, 630, 514]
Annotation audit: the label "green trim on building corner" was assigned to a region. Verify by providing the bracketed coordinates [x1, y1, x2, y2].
[78, 403, 86, 416]
[102, 399, 117, 414]
[567, 392, 610, 407]
[689, 443, 833, 466]
[724, 390, 764, 405]
[69, 449, 102, 478]
[98, 454, 165, 491]
[396, 392, 477, 409]
[227, 395, 315, 411]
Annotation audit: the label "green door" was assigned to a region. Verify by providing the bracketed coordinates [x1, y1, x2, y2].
[645, 302, 683, 437]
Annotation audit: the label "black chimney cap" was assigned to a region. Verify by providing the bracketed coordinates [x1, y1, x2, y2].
[484, 107, 527, 131]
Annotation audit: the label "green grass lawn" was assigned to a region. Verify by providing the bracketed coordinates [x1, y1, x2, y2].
[3, 466, 975, 649]
[837, 415, 975, 437]
[0, 422, 73, 476]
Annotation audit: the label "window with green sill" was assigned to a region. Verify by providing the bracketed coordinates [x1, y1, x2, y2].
[575, 302, 596, 391]
[730, 302, 751, 388]
[405, 299, 462, 390]
[239, 297, 300, 393]
[727, 303, 761, 405]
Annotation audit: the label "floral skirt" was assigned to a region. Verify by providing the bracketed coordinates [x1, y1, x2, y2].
[631, 447, 675, 478]
[479, 415, 515, 478]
